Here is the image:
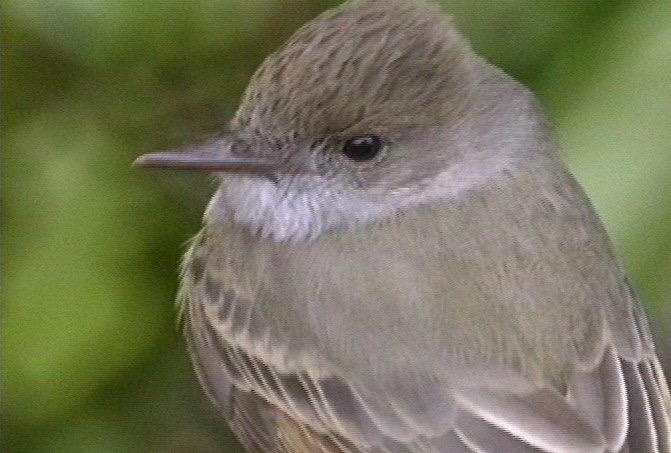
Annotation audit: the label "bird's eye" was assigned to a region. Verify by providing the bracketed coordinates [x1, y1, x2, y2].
[342, 135, 384, 162]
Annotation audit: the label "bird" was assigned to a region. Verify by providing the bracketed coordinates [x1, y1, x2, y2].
[135, 0, 671, 451]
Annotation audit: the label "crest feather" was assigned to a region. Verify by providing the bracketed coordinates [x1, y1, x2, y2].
[233, 0, 478, 139]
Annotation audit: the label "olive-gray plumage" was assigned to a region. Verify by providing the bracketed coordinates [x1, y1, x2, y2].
[140, 0, 671, 451]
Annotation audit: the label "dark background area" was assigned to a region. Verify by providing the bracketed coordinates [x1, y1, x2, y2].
[3, 0, 670, 451]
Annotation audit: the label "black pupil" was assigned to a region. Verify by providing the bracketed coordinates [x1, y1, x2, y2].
[342, 135, 383, 162]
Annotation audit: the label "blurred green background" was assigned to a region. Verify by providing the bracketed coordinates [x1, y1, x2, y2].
[3, 0, 670, 451]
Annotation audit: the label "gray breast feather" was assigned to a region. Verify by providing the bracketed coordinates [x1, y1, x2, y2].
[180, 228, 671, 452]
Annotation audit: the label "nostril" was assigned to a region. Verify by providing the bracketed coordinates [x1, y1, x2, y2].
[264, 174, 280, 185]
[230, 138, 252, 157]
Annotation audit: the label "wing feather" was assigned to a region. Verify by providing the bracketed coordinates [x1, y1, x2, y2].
[621, 359, 657, 451]
[182, 229, 671, 452]
[454, 386, 606, 452]
[454, 411, 542, 453]
[644, 359, 671, 450]
[567, 346, 628, 450]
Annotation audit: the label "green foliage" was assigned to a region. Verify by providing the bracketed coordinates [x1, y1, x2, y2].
[3, 0, 670, 450]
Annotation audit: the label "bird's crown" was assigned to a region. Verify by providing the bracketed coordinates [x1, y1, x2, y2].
[232, 0, 477, 140]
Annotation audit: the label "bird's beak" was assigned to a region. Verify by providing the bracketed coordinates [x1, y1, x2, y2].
[133, 138, 311, 176]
